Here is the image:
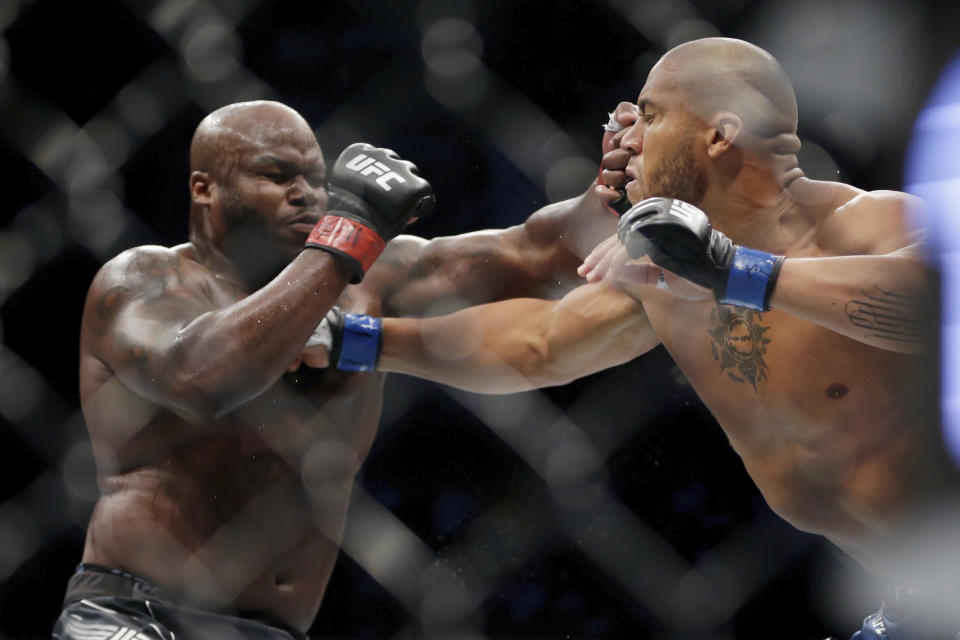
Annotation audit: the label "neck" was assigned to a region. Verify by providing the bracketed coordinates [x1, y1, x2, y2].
[700, 154, 808, 252]
[188, 206, 294, 291]
[188, 231, 249, 291]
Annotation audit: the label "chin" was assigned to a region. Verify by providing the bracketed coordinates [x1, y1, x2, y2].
[278, 240, 304, 262]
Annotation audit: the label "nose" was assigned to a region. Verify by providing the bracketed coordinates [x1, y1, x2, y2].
[619, 121, 643, 155]
[288, 175, 320, 207]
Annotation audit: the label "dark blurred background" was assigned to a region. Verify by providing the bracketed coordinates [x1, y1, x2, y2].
[1, 0, 959, 638]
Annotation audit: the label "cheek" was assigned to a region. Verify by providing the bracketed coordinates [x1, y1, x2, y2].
[249, 180, 281, 204]
[221, 182, 280, 226]
[644, 127, 681, 171]
[244, 181, 288, 213]
[646, 126, 669, 154]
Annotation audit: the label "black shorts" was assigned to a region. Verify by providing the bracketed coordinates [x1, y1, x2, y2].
[52, 564, 309, 640]
[850, 589, 960, 640]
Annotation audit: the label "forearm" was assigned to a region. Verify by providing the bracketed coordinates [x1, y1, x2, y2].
[163, 251, 350, 415]
[561, 188, 621, 260]
[378, 283, 657, 393]
[378, 300, 550, 393]
[378, 190, 618, 318]
[614, 195, 933, 353]
[769, 251, 933, 353]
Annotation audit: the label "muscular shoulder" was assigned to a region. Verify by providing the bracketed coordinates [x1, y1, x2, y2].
[83, 244, 215, 342]
[817, 189, 924, 256]
[89, 244, 205, 304]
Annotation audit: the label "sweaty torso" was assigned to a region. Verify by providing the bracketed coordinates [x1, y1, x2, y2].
[79, 246, 385, 632]
[647, 293, 913, 551]
[640, 183, 928, 567]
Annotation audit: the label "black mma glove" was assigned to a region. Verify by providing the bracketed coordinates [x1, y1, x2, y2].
[305, 143, 435, 283]
[307, 307, 382, 372]
[618, 197, 785, 311]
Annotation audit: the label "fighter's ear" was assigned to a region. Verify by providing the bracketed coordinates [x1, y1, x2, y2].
[190, 171, 215, 205]
[707, 111, 742, 158]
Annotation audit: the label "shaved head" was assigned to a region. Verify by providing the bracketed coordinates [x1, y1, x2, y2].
[655, 38, 800, 154]
[189, 100, 318, 179]
[186, 100, 327, 276]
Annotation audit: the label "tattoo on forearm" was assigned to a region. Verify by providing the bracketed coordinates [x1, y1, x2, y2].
[708, 306, 772, 392]
[845, 285, 922, 344]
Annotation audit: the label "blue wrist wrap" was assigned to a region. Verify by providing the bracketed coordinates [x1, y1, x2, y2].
[338, 313, 382, 371]
[719, 246, 783, 311]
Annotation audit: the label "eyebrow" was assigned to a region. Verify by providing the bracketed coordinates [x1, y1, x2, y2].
[637, 98, 659, 112]
[249, 154, 288, 169]
[250, 154, 325, 174]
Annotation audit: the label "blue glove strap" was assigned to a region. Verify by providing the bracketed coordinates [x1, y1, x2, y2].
[719, 246, 780, 311]
[338, 313, 382, 372]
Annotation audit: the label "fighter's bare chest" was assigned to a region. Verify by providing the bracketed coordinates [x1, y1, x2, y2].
[645, 296, 887, 422]
[201, 280, 385, 458]
[231, 365, 384, 458]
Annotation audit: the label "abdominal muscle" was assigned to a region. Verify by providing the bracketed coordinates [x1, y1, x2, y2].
[82, 412, 366, 632]
[647, 292, 923, 570]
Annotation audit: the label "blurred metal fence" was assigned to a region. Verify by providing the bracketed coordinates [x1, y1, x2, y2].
[1, 0, 954, 638]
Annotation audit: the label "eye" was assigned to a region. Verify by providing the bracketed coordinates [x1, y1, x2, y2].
[263, 172, 288, 184]
[643, 113, 655, 123]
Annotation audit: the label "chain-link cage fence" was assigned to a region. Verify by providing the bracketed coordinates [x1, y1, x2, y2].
[1, 0, 959, 638]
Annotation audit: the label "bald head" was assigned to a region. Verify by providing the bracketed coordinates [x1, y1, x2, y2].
[654, 38, 800, 154]
[189, 100, 318, 179]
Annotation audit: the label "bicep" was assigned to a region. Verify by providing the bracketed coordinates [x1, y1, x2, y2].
[85, 260, 217, 408]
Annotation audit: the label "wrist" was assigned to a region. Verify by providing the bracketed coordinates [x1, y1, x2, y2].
[718, 246, 785, 311]
[304, 215, 386, 283]
[335, 313, 382, 372]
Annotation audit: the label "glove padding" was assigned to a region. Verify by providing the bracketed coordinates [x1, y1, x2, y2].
[307, 307, 382, 372]
[306, 143, 435, 282]
[618, 197, 784, 311]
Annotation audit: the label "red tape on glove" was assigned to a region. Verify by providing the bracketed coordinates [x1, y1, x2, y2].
[306, 216, 386, 274]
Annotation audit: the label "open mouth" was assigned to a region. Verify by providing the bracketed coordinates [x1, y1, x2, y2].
[624, 177, 643, 202]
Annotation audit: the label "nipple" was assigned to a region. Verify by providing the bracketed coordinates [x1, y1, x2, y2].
[825, 383, 848, 399]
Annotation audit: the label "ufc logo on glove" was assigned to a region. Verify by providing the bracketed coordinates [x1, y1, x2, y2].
[667, 200, 701, 223]
[344, 154, 408, 191]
